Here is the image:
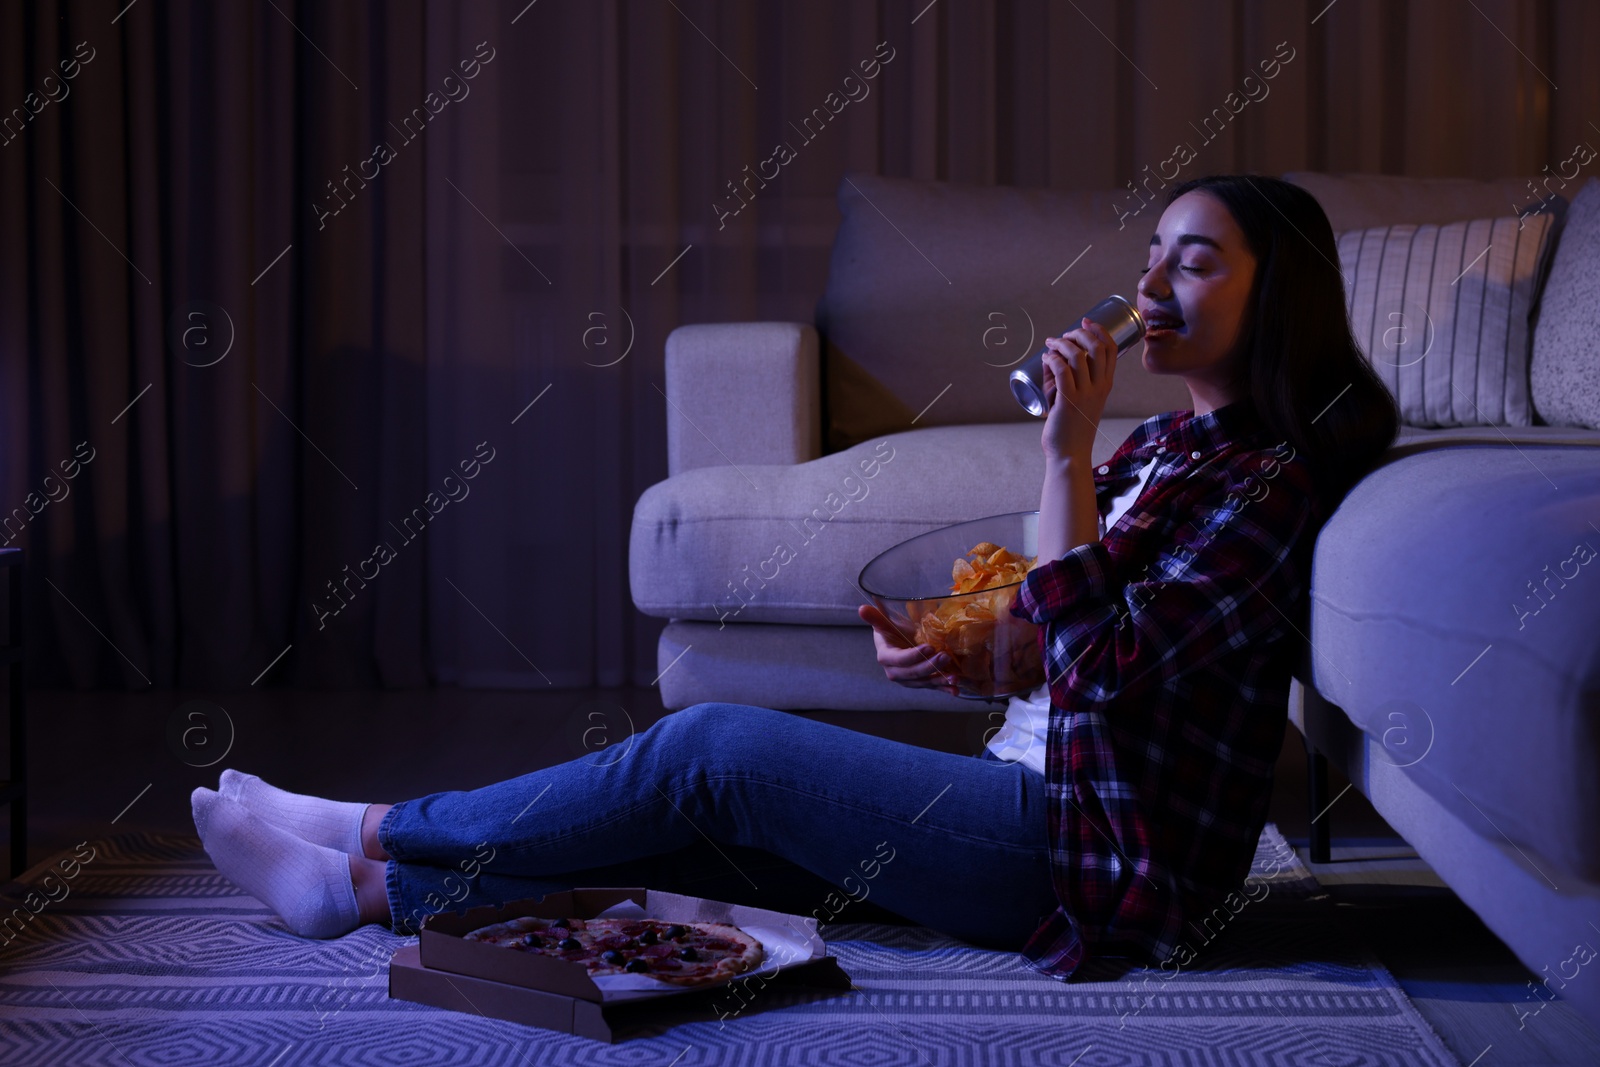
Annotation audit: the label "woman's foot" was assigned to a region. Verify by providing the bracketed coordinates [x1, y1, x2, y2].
[192, 787, 363, 939]
[218, 769, 378, 857]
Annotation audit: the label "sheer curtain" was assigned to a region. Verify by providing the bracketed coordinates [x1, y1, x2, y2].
[3, 0, 1595, 690]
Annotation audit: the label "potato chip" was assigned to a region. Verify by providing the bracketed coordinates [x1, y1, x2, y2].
[947, 541, 1035, 595]
[905, 540, 1044, 697]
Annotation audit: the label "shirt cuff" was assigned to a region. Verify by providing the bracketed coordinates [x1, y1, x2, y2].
[1011, 541, 1120, 625]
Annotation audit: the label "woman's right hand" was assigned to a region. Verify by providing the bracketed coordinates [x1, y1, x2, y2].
[858, 604, 960, 693]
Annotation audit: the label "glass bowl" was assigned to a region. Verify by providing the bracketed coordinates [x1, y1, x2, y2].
[858, 510, 1045, 701]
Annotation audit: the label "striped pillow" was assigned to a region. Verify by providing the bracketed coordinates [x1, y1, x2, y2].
[1336, 213, 1558, 427]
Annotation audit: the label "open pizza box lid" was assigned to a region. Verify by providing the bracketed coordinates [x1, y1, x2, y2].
[415, 886, 851, 1006]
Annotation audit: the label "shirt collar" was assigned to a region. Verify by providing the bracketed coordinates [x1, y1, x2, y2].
[1101, 399, 1266, 479]
[1169, 398, 1265, 455]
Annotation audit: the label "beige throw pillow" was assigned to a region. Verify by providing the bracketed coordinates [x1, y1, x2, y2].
[1336, 213, 1558, 427]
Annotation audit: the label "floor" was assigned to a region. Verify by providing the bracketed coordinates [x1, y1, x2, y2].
[6, 686, 1597, 1065]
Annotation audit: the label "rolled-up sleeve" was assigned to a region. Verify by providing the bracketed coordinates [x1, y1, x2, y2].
[1011, 459, 1317, 712]
[1011, 540, 1120, 624]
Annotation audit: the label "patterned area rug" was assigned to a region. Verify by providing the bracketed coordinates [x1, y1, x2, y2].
[0, 825, 1459, 1066]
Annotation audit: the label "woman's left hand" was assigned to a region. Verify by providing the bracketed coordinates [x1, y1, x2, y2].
[1040, 316, 1117, 463]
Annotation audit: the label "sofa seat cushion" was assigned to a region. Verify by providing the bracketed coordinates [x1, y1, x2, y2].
[1305, 444, 1600, 882]
[630, 417, 1146, 626]
[1392, 423, 1600, 456]
[631, 416, 1600, 628]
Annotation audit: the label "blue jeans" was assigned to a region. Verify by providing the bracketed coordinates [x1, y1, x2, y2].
[378, 702, 1057, 948]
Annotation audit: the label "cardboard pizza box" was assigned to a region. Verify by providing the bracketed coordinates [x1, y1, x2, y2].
[388, 886, 853, 1041]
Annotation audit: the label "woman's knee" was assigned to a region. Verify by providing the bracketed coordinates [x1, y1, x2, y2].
[647, 702, 779, 767]
[665, 701, 779, 729]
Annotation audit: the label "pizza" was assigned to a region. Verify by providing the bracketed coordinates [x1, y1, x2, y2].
[461, 915, 765, 987]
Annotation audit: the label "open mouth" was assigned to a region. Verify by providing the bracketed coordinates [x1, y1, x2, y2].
[1143, 311, 1186, 339]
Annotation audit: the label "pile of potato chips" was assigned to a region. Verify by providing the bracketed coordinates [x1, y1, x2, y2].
[907, 542, 1044, 697]
[946, 541, 1033, 594]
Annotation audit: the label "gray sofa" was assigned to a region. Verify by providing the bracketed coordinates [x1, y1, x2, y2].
[629, 171, 1600, 1024]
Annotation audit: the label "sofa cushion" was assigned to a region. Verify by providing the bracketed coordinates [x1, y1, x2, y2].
[813, 172, 1192, 452]
[1531, 177, 1600, 430]
[1291, 675, 1600, 1026]
[653, 620, 976, 711]
[1335, 213, 1558, 427]
[814, 171, 1574, 454]
[1282, 171, 1567, 233]
[630, 418, 1147, 627]
[630, 414, 1600, 627]
[1390, 422, 1600, 455]
[1305, 445, 1600, 882]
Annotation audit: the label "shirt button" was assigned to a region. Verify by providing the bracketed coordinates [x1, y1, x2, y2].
[1190, 450, 1201, 459]
[1097, 465, 1109, 474]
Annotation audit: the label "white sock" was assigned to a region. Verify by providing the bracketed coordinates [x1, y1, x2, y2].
[192, 788, 362, 939]
[219, 769, 369, 856]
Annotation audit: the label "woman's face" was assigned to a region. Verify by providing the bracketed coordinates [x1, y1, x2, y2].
[1136, 190, 1258, 398]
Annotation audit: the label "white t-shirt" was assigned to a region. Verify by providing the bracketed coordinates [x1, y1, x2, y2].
[985, 456, 1159, 774]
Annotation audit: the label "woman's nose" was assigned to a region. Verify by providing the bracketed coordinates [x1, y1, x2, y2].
[1138, 265, 1171, 300]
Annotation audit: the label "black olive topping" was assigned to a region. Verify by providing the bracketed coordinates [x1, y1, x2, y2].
[664, 924, 689, 940]
[600, 949, 625, 965]
[638, 927, 659, 945]
[557, 936, 582, 951]
[678, 946, 699, 961]
[521, 933, 542, 948]
[624, 958, 651, 973]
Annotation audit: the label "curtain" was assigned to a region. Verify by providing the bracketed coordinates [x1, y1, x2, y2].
[3, 0, 1597, 691]
[0, 0, 430, 689]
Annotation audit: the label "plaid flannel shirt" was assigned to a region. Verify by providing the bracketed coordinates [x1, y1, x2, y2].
[1008, 399, 1325, 978]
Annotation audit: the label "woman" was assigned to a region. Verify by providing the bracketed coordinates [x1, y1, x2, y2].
[191, 174, 1397, 977]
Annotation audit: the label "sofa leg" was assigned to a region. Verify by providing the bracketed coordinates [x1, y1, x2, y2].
[1305, 737, 1332, 864]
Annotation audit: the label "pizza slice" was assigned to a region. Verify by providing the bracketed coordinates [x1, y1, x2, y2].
[461, 915, 765, 987]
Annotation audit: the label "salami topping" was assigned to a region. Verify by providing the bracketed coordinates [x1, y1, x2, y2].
[461, 916, 764, 987]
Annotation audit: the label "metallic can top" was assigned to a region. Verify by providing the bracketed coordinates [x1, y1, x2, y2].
[1008, 294, 1145, 417]
[1090, 294, 1146, 346]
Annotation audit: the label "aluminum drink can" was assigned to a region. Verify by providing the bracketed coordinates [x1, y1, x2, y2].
[1009, 294, 1146, 417]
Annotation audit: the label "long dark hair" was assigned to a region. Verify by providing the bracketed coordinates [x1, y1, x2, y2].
[1164, 174, 1400, 510]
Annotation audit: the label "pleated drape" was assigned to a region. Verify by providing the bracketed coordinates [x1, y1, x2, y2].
[0, 1, 430, 689]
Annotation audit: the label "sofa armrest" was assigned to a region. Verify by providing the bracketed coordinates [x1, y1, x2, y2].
[664, 322, 820, 476]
